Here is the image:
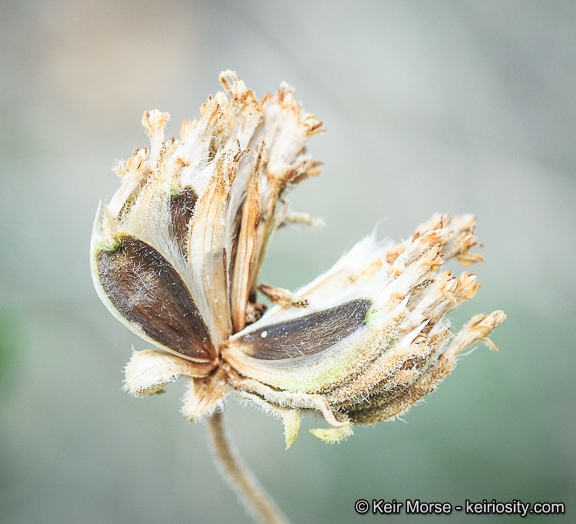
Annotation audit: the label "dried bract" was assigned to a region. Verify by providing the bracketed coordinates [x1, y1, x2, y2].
[91, 71, 505, 448]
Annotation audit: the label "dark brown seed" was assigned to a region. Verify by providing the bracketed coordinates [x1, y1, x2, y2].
[170, 188, 198, 254]
[96, 235, 215, 361]
[236, 299, 372, 360]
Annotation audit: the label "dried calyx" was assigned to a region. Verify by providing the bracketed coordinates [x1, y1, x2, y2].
[91, 71, 505, 449]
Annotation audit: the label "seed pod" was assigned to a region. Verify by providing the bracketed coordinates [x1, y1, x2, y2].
[92, 71, 505, 448]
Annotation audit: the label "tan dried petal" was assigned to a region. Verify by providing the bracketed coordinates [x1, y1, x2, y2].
[444, 310, 507, 358]
[231, 145, 262, 332]
[258, 283, 309, 308]
[279, 212, 325, 229]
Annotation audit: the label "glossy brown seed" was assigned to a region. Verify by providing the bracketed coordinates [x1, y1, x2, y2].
[236, 299, 372, 360]
[170, 188, 198, 254]
[97, 235, 216, 361]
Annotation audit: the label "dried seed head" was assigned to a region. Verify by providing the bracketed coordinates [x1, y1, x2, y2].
[92, 71, 505, 448]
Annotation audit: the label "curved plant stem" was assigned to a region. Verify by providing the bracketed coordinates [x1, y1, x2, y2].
[206, 412, 289, 524]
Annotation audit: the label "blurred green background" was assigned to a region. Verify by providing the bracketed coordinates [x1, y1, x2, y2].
[1, 1, 574, 523]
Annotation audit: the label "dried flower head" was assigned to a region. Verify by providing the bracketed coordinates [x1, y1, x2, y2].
[91, 71, 505, 449]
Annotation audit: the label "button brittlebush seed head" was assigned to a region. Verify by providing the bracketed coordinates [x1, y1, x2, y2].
[91, 71, 505, 448]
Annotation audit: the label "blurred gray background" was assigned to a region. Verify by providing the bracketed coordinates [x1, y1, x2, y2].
[1, 1, 574, 523]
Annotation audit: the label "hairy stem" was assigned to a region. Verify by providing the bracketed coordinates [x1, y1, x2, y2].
[206, 412, 289, 524]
